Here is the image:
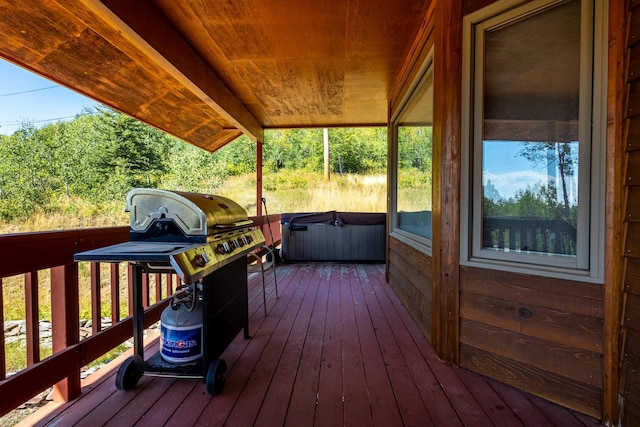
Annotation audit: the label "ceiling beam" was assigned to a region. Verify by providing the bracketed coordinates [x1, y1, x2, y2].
[80, 0, 264, 142]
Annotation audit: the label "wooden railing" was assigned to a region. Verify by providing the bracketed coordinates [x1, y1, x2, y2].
[482, 216, 577, 255]
[0, 214, 281, 418]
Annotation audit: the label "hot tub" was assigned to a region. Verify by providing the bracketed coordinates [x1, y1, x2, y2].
[280, 211, 386, 262]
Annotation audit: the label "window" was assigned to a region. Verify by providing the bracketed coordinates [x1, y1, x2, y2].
[390, 54, 434, 250]
[462, 0, 606, 280]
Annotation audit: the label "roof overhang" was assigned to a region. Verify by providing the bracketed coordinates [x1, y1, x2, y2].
[0, 0, 431, 151]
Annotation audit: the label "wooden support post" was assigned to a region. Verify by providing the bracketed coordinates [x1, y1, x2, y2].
[603, 0, 626, 424]
[257, 139, 263, 217]
[432, 0, 462, 364]
[51, 264, 80, 402]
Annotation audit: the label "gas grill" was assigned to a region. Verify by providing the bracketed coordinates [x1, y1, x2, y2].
[74, 188, 265, 394]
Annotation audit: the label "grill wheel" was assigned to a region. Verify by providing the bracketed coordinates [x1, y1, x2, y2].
[115, 356, 142, 390]
[206, 359, 227, 395]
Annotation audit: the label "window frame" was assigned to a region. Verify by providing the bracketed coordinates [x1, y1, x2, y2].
[460, 0, 607, 282]
[389, 50, 435, 255]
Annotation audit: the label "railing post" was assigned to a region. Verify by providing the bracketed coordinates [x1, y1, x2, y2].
[51, 263, 80, 402]
[111, 263, 120, 323]
[142, 273, 149, 308]
[25, 271, 40, 366]
[0, 278, 4, 380]
[154, 273, 162, 303]
[90, 262, 101, 334]
[127, 264, 134, 316]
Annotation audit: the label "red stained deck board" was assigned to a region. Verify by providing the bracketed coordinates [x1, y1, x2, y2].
[486, 378, 568, 427]
[350, 265, 404, 426]
[357, 264, 432, 426]
[455, 367, 525, 426]
[21, 263, 604, 427]
[284, 264, 331, 426]
[341, 265, 375, 426]
[225, 263, 315, 426]
[360, 264, 463, 426]
[195, 263, 307, 425]
[134, 377, 199, 426]
[313, 265, 345, 427]
[253, 264, 321, 425]
[375, 266, 494, 427]
[102, 377, 178, 427]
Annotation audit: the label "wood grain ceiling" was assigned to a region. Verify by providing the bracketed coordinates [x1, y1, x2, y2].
[0, 0, 430, 151]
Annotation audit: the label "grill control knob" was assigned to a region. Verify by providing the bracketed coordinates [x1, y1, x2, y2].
[217, 242, 232, 254]
[246, 235, 253, 243]
[193, 253, 209, 267]
[238, 236, 246, 247]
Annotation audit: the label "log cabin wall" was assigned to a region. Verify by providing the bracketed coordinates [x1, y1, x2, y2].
[387, 0, 615, 420]
[387, 5, 435, 342]
[455, 0, 605, 418]
[388, 237, 433, 340]
[621, 1, 640, 424]
[458, 267, 603, 417]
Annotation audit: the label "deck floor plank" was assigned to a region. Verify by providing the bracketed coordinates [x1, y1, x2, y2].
[360, 264, 463, 426]
[486, 378, 567, 427]
[374, 265, 496, 427]
[134, 377, 199, 427]
[195, 262, 307, 425]
[19, 263, 604, 427]
[253, 264, 320, 426]
[351, 265, 404, 426]
[341, 265, 375, 427]
[455, 366, 525, 426]
[283, 265, 330, 426]
[224, 261, 314, 426]
[313, 265, 345, 427]
[358, 264, 432, 426]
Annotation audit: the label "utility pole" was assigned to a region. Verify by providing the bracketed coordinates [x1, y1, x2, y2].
[323, 128, 330, 183]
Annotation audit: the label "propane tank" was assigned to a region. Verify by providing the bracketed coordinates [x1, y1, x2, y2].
[160, 282, 203, 364]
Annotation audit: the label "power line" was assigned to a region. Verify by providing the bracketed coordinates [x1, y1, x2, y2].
[0, 85, 59, 97]
[0, 111, 97, 128]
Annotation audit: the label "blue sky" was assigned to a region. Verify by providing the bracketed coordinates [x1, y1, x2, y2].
[0, 59, 98, 135]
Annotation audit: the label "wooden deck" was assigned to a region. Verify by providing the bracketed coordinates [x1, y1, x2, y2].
[19, 263, 602, 426]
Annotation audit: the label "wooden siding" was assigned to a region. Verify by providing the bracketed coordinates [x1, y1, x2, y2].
[458, 267, 604, 418]
[621, 1, 640, 424]
[388, 237, 433, 341]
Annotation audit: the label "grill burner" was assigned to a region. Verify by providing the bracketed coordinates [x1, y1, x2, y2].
[74, 188, 266, 395]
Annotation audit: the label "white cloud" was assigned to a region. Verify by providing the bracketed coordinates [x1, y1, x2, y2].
[484, 170, 548, 200]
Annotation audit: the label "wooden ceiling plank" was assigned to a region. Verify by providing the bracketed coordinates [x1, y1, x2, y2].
[79, 0, 264, 142]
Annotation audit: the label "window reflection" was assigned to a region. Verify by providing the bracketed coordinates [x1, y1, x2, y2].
[395, 70, 433, 240]
[480, 0, 581, 257]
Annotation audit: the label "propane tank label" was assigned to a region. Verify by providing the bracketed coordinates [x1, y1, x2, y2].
[160, 324, 203, 364]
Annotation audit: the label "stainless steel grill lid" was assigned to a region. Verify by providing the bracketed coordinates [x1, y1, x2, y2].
[75, 188, 265, 283]
[127, 188, 252, 241]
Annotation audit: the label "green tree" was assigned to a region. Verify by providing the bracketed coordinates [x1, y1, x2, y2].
[91, 107, 172, 198]
[518, 141, 576, 220]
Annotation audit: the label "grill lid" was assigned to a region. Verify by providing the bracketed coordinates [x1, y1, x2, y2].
[127, 188, 251, 239]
